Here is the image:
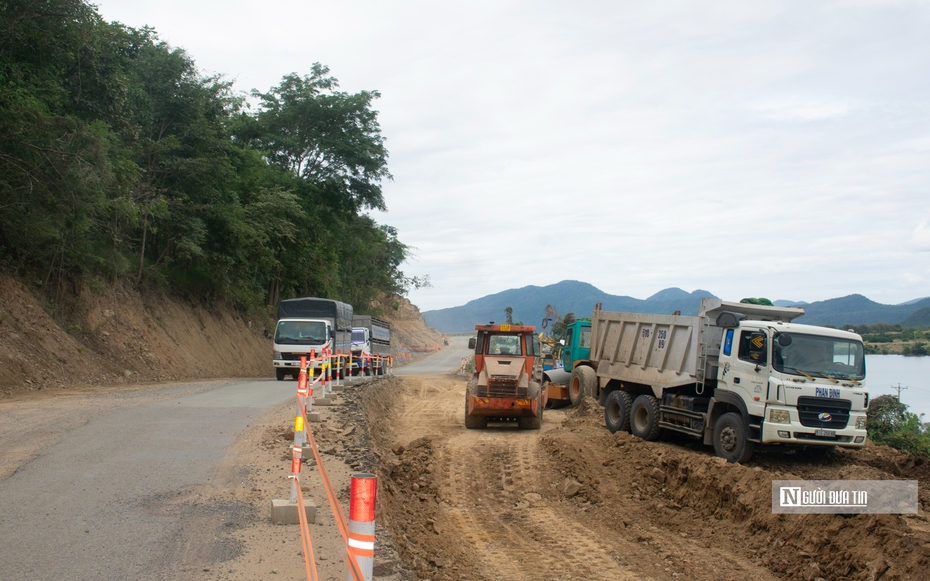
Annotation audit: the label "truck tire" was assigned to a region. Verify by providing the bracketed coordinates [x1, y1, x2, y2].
[713, 412, 755, 463]
[464, 394, 486, 429]
[276, 368, 286, 381]
[630, 395, 663, 441]
[604, 390, 632, 433]
[569, 366, 596, 406]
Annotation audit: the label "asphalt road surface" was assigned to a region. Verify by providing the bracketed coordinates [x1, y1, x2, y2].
[0, 341, 470, 581]
[394, 335, 472, 375]
[0, 379, 298, 581]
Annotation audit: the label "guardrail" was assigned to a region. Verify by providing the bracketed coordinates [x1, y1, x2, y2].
[283, 352, 382, 581]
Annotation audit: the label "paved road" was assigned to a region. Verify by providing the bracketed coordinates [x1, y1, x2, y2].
[0, 379, 300, 581]
[394, 336, 473, 375]
[0, 340, 469, 581]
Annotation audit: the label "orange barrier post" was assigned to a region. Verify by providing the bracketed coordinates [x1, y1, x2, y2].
[346, 474, 377, 581]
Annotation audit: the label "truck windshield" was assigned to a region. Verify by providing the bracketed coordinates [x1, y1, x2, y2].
[351, 330, 366, 344]
[487, 335, 522, 355]
[275, 321, 327, 345]
[773, 333, 865, 380]
[579, 327, 591, 349]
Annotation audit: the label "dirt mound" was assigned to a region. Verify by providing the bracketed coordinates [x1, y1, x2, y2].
[540, 403, 930, 581]
[373, 294, 442, 352]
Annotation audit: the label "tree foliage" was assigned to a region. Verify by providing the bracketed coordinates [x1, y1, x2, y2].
[867, 394, 930, 456]
[0, 0, 420, 313]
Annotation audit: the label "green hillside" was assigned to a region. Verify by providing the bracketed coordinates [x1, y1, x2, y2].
[0, 0, 420, 313]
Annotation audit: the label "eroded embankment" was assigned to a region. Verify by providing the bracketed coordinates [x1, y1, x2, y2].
[355, 374, 930, 581]
[540, 402, 930, 581]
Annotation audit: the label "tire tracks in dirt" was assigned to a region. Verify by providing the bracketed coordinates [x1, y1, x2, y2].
[387, 374, 640, 580]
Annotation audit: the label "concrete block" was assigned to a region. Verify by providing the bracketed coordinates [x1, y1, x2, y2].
[314, 397, 337, 406]
[271, 498, 317, 524]
[307, 411, 323, 422]
[331, 385, 345, 393]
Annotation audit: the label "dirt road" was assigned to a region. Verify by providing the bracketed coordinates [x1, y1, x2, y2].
[368, 372, 930, 581]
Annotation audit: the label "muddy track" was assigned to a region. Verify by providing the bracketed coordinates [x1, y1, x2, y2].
[369, 373, 930, 581]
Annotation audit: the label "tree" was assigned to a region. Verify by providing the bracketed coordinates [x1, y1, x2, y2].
[867, 394, 930, 455]
[243, 64, 390, 214]
[504, 307, 513, 325]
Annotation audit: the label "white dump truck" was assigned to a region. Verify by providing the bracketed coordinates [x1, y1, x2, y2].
[273, 298, 353, 381]
[588, 299, 868, 462]
[351, 315, 391, 376]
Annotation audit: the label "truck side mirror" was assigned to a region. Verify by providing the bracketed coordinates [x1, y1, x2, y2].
[777, 333, 792, 346]
[468, 337, 476, 350]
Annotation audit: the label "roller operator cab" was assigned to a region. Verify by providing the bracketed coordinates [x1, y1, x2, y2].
[465, 324, 544, 430]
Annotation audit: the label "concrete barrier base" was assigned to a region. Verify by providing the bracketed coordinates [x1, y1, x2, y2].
[314, 397, 337, 406]
[307, 411, 323, 422]
[271, 498, 317, 524]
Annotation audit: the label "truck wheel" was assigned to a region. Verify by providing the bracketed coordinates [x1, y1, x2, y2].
[604, 390, 632, 433]
[569, 366, 596, 406]
[276, 368, 286, 381]
[713, 412, 755, 463]
[630, 395, 663, 441]
[465, 395, 487, 430]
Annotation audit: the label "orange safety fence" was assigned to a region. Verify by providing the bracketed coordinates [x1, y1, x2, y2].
[287, 352, 368, 581]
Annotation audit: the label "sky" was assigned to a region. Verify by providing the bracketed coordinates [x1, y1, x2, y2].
[96, 0, 930, 312]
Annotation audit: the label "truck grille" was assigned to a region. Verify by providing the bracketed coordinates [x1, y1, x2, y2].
[797, 397, 851, 429]
[477, 377, 527, 398]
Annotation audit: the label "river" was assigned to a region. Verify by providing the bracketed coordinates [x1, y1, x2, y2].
[866, 354, 930, 419]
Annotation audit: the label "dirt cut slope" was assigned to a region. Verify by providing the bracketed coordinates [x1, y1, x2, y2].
[0, 271, 442, 397]
[0, 273, 272, 396]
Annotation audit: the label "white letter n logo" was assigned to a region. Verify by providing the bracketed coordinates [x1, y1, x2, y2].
[781, 487, 801, 507]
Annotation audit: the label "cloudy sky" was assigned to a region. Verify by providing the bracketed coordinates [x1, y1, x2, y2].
[97, 0, 930, 312]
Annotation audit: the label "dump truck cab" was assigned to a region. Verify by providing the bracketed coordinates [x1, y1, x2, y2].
[465, 324, 543, 429]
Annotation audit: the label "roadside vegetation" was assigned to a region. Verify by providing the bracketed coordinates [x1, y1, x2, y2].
[841, 323, 930, 356]
[867, 394, 930, 455]
[0, 0, 424, 315]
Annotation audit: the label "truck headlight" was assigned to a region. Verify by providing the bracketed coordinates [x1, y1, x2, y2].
[769, 409, 790, 424]
[273, 351, 283, 359]
[856, 416, 867, 430]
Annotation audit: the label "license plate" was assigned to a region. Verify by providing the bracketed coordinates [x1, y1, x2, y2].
[815, 429, 835, 437]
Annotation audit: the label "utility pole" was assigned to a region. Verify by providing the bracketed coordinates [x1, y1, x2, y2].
[891, 383, 908, 401]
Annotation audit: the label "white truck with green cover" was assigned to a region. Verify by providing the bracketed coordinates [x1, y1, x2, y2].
[592, 299, 868, 462]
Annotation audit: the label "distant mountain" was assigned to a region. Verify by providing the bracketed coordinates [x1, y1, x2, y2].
[900, 297, 930, 306]
[774, 300, 809, 307]
[422, 283, 930, 333]
[898, 307, 930, 327]
[423, 280, 717, 333]
[793, 294, 930, 327]
[646, 287, 715, 302]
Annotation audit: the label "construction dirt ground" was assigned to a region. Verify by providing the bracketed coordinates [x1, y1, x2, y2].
[2, 273, 930, 580]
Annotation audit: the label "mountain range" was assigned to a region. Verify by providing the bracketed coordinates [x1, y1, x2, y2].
[422, 280, 930, 333]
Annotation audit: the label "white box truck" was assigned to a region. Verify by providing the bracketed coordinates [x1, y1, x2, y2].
[351, 315, 391, 376]
[592, 299, 868, 462]
[273, 298, 353, 381]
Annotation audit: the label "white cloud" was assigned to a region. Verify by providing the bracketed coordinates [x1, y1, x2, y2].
[908, 220, 930, 252]
[96, 0, 930, 311]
